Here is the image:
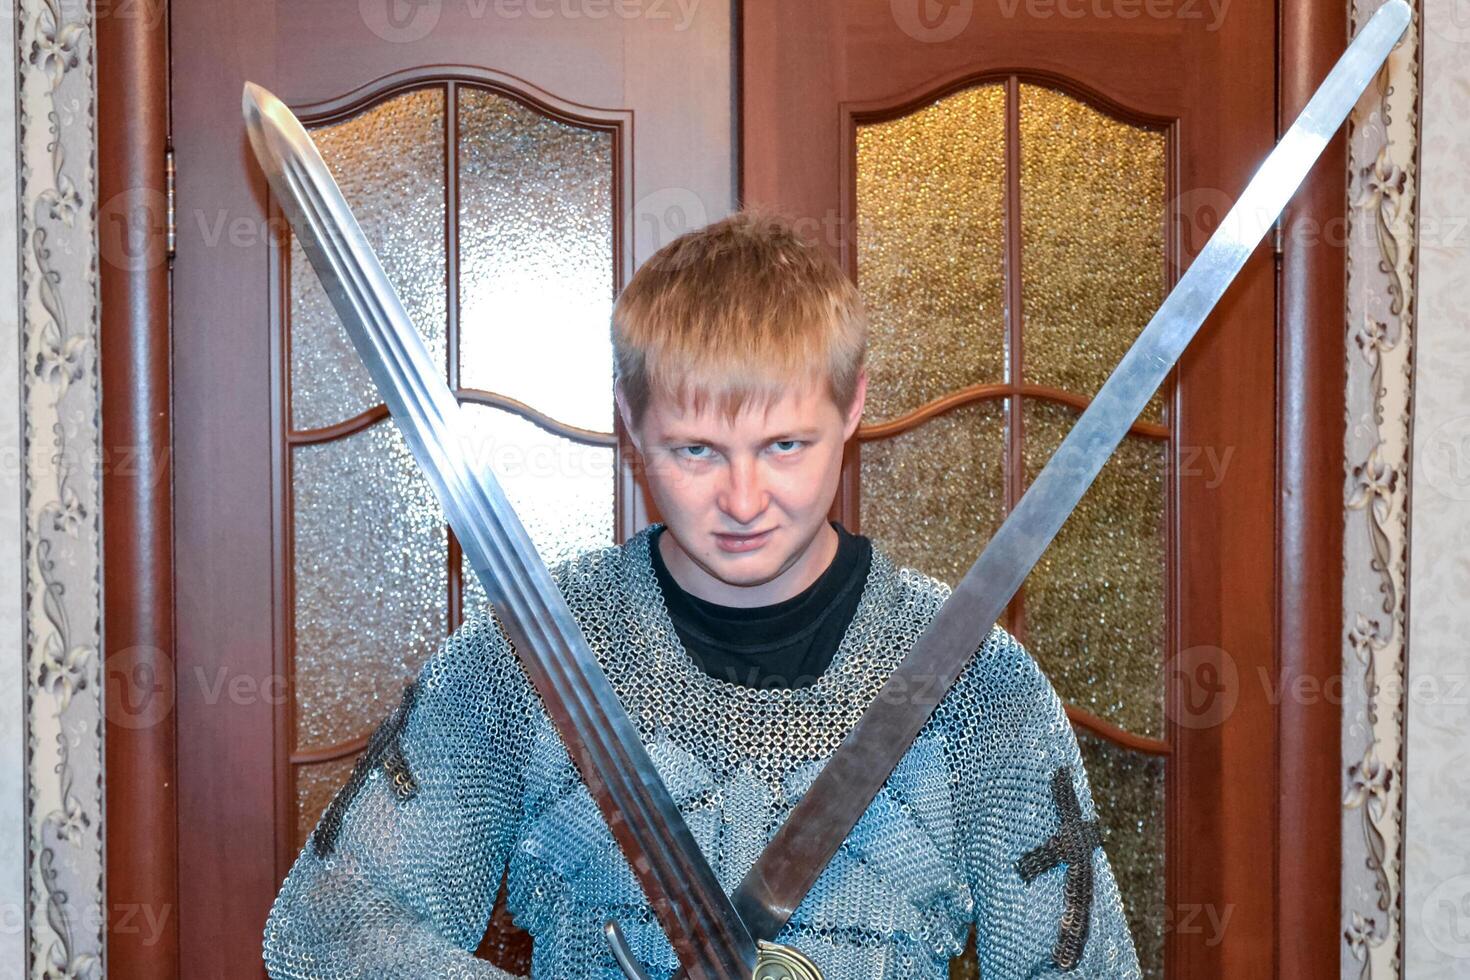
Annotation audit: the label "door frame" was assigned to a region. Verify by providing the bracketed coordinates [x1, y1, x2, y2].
[98, 2, 176, 979]
[1276, 0, 1349, 973]
[97, 1, 1345, 976]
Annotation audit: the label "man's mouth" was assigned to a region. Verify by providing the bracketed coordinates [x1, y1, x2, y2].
[714, 528, 773, 552]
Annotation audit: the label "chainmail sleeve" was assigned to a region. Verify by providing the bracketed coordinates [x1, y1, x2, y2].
[262, 608, 536, 979]
[955, 626, 1143, 979]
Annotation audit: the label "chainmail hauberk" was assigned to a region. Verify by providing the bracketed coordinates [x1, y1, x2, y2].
[262, 524, 1142, 979]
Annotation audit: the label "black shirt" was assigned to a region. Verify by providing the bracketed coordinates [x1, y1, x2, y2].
[649, 521, 873, 690]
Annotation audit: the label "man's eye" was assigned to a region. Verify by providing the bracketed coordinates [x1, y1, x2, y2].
[771, 440, 803, 454]
[677, 445, 711, 460]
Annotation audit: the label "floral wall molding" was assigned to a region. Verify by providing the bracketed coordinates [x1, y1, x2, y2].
[17, 0, 105, 976]
[1341, 1, 1421, 977]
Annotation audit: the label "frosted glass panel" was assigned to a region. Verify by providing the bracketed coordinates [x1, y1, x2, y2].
[854, 76, 1173, 980]
[292, 420, 448, 751]
[294, 756, 356, 856]
[458, 86, 615, 433]
[1018, 84, 1167, 421]
[1022, 400, 1165, 738]
[859, 400, 1007, 587]
[290, 87, 447, 431]
[459, 405, 615, 622]
[1076, 728, 1166, 980]
[855, 84, 1009, 423]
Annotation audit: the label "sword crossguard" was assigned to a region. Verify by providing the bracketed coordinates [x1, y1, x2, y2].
[604, 920, 653, 980]
[752, 939, 824, 980]
[603, 921, 825, 980]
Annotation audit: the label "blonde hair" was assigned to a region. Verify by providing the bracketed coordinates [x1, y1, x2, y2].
[612, 208, 867, 431]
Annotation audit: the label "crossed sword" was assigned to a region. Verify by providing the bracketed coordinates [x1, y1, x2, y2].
[243, 4, 1408, 976]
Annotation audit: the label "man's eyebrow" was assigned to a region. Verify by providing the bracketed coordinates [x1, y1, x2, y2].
[659, 428, 822, 446]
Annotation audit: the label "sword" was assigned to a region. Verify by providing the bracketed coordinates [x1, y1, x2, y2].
[244, 0, 1407, 972]
[722, 0, 1412, 952]
[242, 83, 768, 979]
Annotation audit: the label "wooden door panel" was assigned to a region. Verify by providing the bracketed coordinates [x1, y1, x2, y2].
[170, 3, 735, 975]
[742, 2, 1276, 976]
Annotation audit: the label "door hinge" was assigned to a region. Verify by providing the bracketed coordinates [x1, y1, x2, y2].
[165, 146, 176, 260]
[1273, 215, 1284, 257]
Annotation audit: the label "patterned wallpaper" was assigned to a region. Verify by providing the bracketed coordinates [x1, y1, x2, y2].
[1401, 1, 1470, 976]
[0, 1, 1460, 978]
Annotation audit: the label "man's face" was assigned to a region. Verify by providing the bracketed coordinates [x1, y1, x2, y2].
[618, 371, 867, 607]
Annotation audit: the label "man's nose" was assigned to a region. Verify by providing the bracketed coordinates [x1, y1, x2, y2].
[717, 457, 769, 526]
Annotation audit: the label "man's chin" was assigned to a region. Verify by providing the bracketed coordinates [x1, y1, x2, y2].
[704, 552, 781, 581]
[699, 549, 792, 589]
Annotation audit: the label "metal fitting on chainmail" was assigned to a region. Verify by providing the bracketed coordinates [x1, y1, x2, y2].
[312, 680, 420, 858]
[263, 524, 1142, 979]
[1016, 766, 1105, 971]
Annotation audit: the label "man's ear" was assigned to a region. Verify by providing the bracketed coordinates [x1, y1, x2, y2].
[614, 384, 642, 453]
[842, 369, 868, 442]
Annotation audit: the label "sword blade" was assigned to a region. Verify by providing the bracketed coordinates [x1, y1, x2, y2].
[728, 0, 1411, 943]
[241, 82, 757, 978]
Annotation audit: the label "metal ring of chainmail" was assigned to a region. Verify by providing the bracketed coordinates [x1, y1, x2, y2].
[262, 524, 1142, 979]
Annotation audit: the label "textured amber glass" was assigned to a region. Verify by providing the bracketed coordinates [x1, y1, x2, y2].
[290, 87, 447, 432]
[859, 400, 1008, 588]
[458, 87, 615, 433]
[294, 756, 356, 855]
[857, 77, 1170, 980]
[457, 405, 615, 620]
[1021, 400, 1165, 738]
[1076, 728, 1166, 980]
[1018, 84, 1167, 421]
[855, 83, 1009, 424]
[291, 420, 448, 752]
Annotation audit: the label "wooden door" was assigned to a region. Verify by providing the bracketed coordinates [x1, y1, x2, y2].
[742, 2, 1284, 977]
[169, 3, 736, 975]
[158, 3, 1345, 977]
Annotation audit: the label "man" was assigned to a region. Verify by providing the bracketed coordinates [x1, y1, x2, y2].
[262, 209, 1142, 978]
